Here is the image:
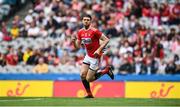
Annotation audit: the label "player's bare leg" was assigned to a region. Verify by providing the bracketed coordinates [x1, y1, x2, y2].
[80, 63, 93, 98]
[86, 69, 96, 82]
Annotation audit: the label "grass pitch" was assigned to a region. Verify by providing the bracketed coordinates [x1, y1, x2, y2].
[0, 97, 179, 106]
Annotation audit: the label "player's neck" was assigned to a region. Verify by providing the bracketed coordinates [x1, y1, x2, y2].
[84, 25, 90, 30]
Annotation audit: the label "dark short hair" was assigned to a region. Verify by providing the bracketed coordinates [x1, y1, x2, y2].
[82, 14, 92, 20]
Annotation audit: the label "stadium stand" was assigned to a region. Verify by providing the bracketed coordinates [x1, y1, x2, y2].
[0, 0, 28, 22]
[0, 0, 179, 77]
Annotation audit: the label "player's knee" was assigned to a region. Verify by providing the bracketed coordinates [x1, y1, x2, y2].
[80, 73, 86, 80]
[86, 76, 93, 82]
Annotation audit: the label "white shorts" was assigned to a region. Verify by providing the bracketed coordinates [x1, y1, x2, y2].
[83, 55, 100, 71]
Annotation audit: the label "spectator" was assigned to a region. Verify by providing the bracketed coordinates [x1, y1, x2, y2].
[27, 49, 41, 65]
[134, 54, 143, 75]
[10, 22, 20, 39]
[1, 21, 12, 41]
[6, 49, 18, 66]
[13, 15, 21, 27]
[111, 50, 122, 70]
[60, 50, 70, 65]
[24, 9, 33, 24]
[119, 40, 133, 56]
[33, 57, 48, 74]
[17, 46, 24, 63]
[167, 28, 176, 41]
[157, 60, 166, 75]
[23, 47, 33, 64]
[159, 2, 170, 25]
[0, 53, 6, 66]
[118, 53, 134, 75]
[47, 53, 60, 66]
[39, 26, 48, 37]
[27, 21, 40, 38]
[118, 59, 133, 75]
[169, 0, 180, 25]
[165, 60, 176, 74]
[154, 39, 164, 60]
[174, 54, 180, 74]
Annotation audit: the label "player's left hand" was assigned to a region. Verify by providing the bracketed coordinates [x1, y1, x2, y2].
[93, 50, 101, 58]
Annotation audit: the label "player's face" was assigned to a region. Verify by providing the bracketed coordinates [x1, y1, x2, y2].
[82, 17, 91, 27]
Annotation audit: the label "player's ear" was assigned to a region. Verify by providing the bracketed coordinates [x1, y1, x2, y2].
[82, 16, 85, 21]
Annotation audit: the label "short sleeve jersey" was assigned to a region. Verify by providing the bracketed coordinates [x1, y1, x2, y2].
[77, 27, 102, 58]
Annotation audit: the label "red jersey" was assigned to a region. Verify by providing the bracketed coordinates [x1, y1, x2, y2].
[77, 27, 102, 58]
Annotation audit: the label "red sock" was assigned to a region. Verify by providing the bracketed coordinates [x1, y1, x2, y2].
[95, 67, 109, 80]
[100, 67, 109, 75]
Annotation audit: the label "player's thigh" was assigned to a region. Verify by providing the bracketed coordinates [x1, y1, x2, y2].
[86, 69, 96, 82]
[80, 63, 89, 78]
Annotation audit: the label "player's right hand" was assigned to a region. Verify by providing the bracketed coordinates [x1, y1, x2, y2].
[71, 35, 77, 42]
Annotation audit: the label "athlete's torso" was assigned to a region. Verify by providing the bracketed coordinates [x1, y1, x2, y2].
[77, 27, 102, 58]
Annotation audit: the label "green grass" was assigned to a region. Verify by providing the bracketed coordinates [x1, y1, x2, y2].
[0, 97, 179, 106]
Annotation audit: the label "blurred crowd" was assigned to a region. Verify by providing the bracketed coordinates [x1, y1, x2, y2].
[0, 0, 180, 75]
[0, 0, 28, 21]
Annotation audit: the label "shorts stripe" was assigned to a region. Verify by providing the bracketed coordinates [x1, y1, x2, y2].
[89, 67, 97, 71]
[83, 62, 90, 65]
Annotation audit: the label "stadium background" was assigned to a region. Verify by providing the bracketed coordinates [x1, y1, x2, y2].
[0, 0, 180, 103]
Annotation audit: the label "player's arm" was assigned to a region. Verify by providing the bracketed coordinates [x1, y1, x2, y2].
[94, 34, 109, 56]
[72, 36, 81, 50]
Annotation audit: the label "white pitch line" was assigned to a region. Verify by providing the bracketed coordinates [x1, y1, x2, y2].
[0, 98, 44, 102]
